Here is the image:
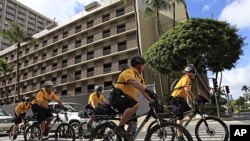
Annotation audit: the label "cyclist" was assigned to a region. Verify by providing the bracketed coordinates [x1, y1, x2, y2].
[87, 85, 108, 128]
[12, 97, 32, 140]
[110, 55, 156, 138]
[170, 65, 197, 141]
[31, 80, 67, 139]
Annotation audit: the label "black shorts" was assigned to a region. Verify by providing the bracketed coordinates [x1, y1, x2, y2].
[14, 113, 26, 124]
[175, 98, 192, 120]
[31, 104, 53, 123]
[112, 94, 138, 122]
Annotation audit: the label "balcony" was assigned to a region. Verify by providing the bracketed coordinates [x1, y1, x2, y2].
[104, 67, 111, 73]
[87, 71, 94, 77]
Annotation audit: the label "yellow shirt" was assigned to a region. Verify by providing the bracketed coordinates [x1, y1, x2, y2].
[15, 102, 30, 115]
[171, 75, 192, 99]
[114, 67, 145, 99]
[32, 88, 59, 106]
[87, 92, 106, 108]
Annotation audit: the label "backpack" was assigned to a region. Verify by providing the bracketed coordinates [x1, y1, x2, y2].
[170, 79, 180, 92]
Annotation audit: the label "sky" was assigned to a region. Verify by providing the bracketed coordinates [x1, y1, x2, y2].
[16, 0, 250, 99]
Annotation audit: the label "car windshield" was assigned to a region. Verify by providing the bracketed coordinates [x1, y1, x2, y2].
[0, 109, 7, 116]
[65, 103, 84, 112]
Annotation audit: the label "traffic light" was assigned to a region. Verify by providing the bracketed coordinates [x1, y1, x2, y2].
[212, 78, 218, 92]
[225, 85, 230, 93]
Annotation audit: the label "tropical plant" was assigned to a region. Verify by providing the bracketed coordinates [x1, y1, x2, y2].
[241, 85, 250, 100]
[0, 58, 13, 104]
[0, 22, 33, 102]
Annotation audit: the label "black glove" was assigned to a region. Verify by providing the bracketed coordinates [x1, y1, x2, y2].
[145, 88, 158, 100]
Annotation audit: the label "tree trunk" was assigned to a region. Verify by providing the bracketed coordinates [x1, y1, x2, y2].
[4, 73, 8, 104]
[133, 0, 141, 55]
[156, 9, 162, 36]
[172, 2, 176, 27]
[15, 43, 21, 103]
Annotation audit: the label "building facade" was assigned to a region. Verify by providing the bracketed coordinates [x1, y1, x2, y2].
[0, 0, 53, 50]
[0, 0, 188, 104]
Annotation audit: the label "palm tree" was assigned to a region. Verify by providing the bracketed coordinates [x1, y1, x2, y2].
[144, 0, 171, 36]
[0, 22, 33, 102]
[169, 0, 189, 27]
[241, 85, 249, 100]
[0, 58, 13, 104]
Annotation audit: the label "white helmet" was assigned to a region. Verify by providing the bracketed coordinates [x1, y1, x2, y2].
[44, 81, 53, 86]
[94, 85, 103, 91]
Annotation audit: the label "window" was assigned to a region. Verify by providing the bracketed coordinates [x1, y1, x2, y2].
[102, 13, 110, 22]
[40, 80, 45, 88]
[87, 35, 94, 44]
[75, 71, 81, 80]
[62, 45, 68, 53]
[87, 67, 94, 77]
[75, 55, 81, 64]
[25, 47, 30, 54]
[87, 20, 94, 28]
[22, 85, 27, 93]
[87, 51, 94, 60]
[33, 69, 37, 76]
[23, 72, 28, 80]
[119, 59, 128, 70]
[75, 25, 81, 33]
[52, 77, 57, 85]
[33, 56, 38, 63]
[62, 60, 67, 68]
[61, 75, 67, 83]
[32, 83, 36, 90]
[11, 54, 14, 60]
[116, 7, 125, 17]
[52, 49, 58, 56]
[34, 44, 39, 50]
[104, 81, 113, 90]
[53, 35, 58, 42]
[52, 63, 57, 71]
[42, 53, 46, 60]
[19, 51, 22, 57]
[103, 29, 110, 38]
[24, 60, 29, 66]
[88, 84, 94, 93]
[75, 40, 81, 48]
[41, 66, 46, 74]
[118, 41, 127, 51]
[104, 63, 112, 73]
[75, 87, 82, 95]
[103, 46, 111, 56]
[43, 40, 47, 47]
[117, 24, 126, 33]
[62, 90, 67, 96]
[63, 31, 68, 38]
[8, 77, 12, 84]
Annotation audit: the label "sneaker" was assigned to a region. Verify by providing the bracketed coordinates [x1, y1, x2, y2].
[114, 126, 128, 138]
[176, 136, 186, 141]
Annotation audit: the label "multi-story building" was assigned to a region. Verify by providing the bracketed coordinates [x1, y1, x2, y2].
[0, 0, 188, 104]
[0, 0, 53, 50]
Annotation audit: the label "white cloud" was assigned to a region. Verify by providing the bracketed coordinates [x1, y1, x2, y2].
[202, 5, 210, 12]
[220, 58, 250, 99]
[219, 0, 250, 29]
[201, 0, 216, 13]
[17, 0, 101, 23]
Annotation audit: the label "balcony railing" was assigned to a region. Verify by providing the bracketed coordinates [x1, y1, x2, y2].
[87, 71, 94, 77]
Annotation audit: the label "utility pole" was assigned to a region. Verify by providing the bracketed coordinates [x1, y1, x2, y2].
[212, 78, 220, 117]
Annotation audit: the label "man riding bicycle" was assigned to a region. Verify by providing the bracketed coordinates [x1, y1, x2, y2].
[31, 80, 67, 139]
[109, 55, 156, 138]
[12, 97, 32, 140]
[87, 85, 108, 128]
[170, 65, 197, 141]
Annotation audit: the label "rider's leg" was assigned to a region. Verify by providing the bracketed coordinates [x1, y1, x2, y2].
[118, 103, 139, 127]
[45, 118, 53, 133]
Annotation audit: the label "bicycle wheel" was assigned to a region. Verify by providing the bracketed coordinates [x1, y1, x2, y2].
[55, 123, 75, 141]
[195, 116, 229, 141]
[145, 122, 193, 141]
[79, 122, 92, 139]
[24, 124, 41, 141]
[89, 122, 122, 141]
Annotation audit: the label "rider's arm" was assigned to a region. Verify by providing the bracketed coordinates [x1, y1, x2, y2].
[54, 98, 65, 108]
[127, 79, 152, 102]
[184, 86, 196, 101]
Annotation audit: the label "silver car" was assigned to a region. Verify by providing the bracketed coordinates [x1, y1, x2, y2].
[0, 109, 14, 133]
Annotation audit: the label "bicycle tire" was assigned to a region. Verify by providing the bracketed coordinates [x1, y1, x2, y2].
[195, 116, 229, 141]
[24, 124, 41, 141]
[146, 119, 168, 133]
[78, 122, 92, 139]
[145, 122, 193, 141]
[55, 123, 75, 141]
[89, 122, 122, 141]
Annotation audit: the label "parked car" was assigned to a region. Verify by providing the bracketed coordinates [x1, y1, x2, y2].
[0, 109, 14, 133]
[48, 102, 88, 130]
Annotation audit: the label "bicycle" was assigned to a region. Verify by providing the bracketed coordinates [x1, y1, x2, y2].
[89, 99, 194, 141]
[8, 115, 34, 141]
[78, 104, 121, 140]
[147, 98, 229, 141]
[24, 108, 75, 141]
